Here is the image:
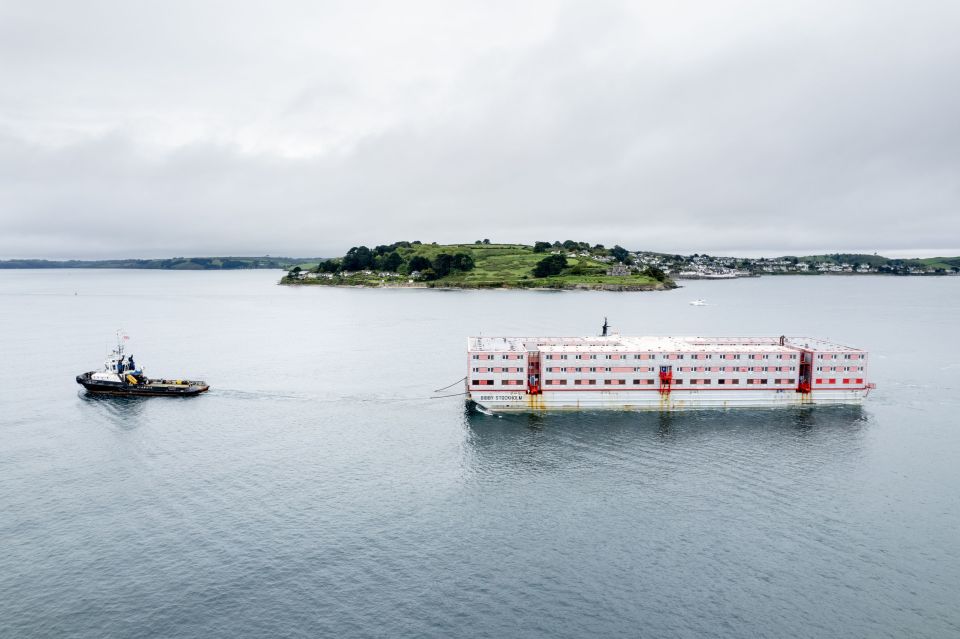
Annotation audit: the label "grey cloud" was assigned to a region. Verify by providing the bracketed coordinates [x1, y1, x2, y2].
[1, 0, 959, 258]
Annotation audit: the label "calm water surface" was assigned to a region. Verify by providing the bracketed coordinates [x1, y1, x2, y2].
[1, 271, 958, 638]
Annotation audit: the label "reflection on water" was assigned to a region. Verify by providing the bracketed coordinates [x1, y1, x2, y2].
[77, 390, 152, 428]
[461, 406, 869, 479]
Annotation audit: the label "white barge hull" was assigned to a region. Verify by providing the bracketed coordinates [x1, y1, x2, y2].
[469, 388, 869, 412]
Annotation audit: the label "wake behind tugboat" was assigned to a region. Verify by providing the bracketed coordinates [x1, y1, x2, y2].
[76, 333, 209, 397]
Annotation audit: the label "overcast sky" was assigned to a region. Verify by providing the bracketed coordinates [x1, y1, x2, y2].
[1, 0, 958, 259]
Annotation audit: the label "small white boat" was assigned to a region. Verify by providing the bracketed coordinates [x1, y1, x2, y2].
[689, 299, 708, 306]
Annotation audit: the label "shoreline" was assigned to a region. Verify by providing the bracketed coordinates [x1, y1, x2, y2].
[280, 279, 676, 291]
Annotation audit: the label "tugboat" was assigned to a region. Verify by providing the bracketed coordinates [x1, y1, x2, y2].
[76, 333, 209, 397]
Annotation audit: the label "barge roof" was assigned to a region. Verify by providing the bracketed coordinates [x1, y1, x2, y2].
[467, 336, 863, 353]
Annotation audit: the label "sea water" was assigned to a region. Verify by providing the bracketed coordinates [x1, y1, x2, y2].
[1, 270, 958, 638]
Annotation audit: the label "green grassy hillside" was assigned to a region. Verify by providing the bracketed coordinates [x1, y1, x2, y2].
[921, 256, 960, 271]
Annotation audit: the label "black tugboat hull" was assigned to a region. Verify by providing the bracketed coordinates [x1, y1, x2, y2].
[76, 373, 209, 397]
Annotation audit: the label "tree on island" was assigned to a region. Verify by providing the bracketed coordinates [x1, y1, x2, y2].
[533, 254, 567, 277]
[611, 245, 631, 263]
[380, 251, 403, 272]
[342, 246, 376, 270]
[407, 255, 432, 273]
[451, 253, 475, 271]
[643, 266, 667, 282]
[433, 253, 454, 277]
[431, 252, 476, 277]
[317, 259, 341, 273]
[533, 241, 552, 253]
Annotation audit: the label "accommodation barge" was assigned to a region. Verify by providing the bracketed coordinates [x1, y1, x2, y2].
[466, 333, 872, 412]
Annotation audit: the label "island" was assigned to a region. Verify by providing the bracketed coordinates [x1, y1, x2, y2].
[281, 241, 676, 290]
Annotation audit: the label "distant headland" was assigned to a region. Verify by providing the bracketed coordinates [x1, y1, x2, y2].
[0, 256, 314, 270]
